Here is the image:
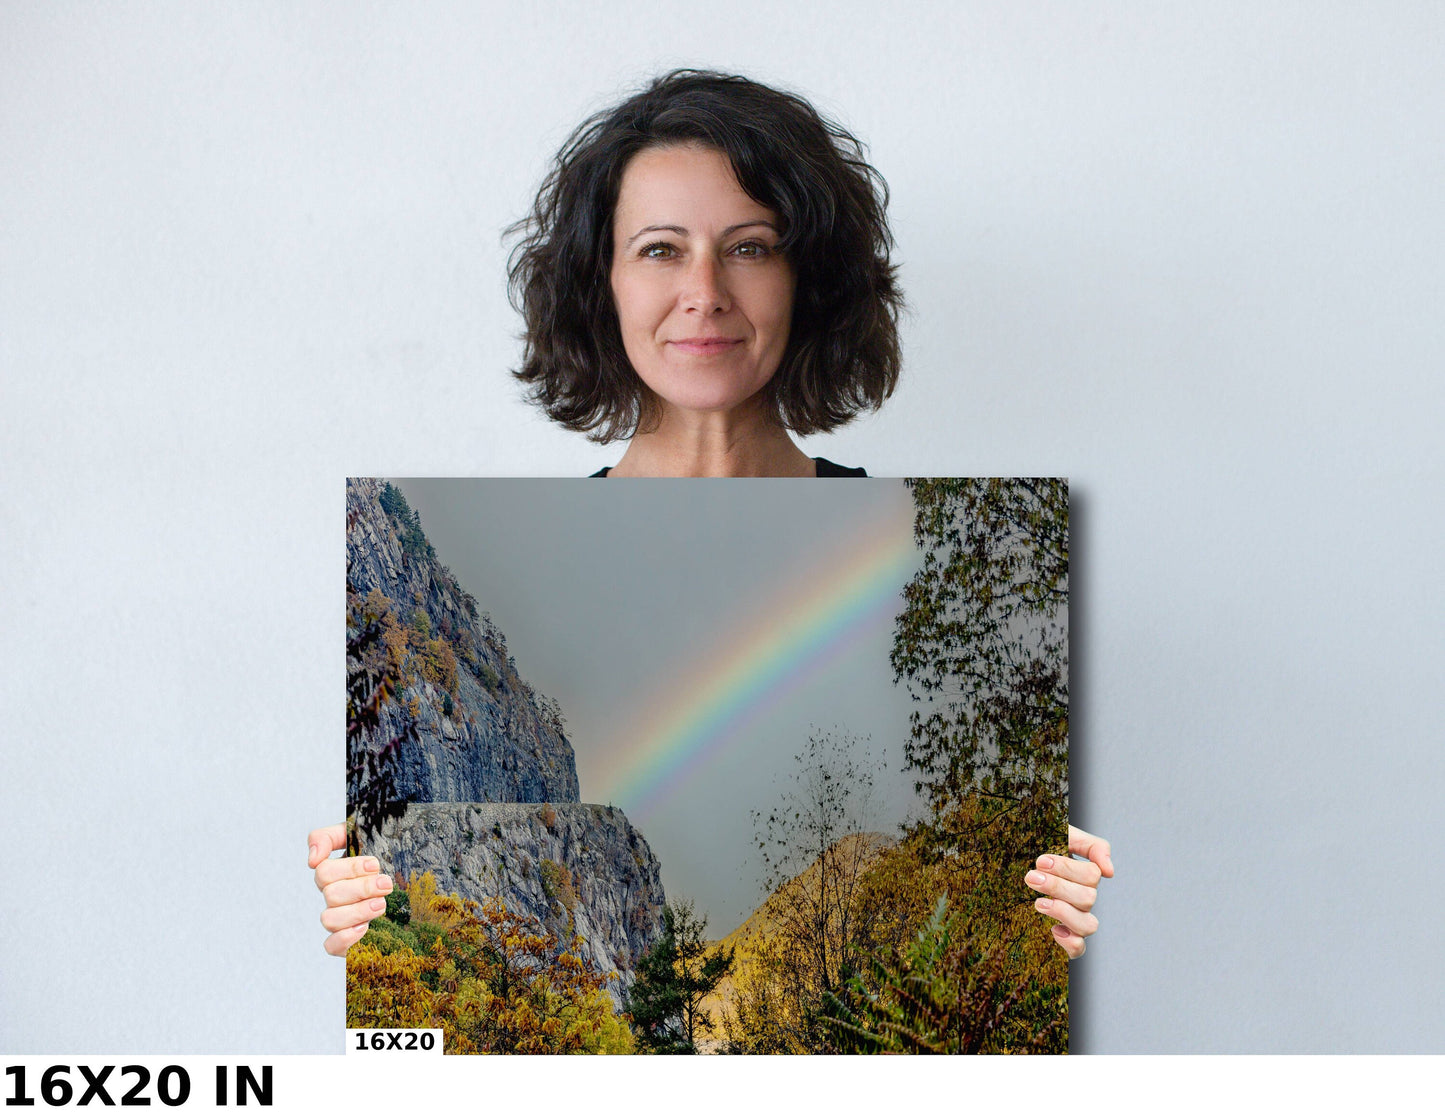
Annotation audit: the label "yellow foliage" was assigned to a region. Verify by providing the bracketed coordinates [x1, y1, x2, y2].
[577, 989, 635, 1054]
[406, 871, 472, 930]
[715, 822, 1066, 1053]
[355, 587, 462, 701]
[413, 634, 459, 694]
[346, 943, 434, 1029]
[348, 891, 615, 1054]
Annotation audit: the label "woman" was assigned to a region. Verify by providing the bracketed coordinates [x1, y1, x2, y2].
[509, 69, 899, 478]
[313, 70, 1112, 961]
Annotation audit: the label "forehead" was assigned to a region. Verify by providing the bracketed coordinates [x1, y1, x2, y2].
[613, 144, 776, 230]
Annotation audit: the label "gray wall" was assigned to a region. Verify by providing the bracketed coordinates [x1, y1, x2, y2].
[2, 2, 1441, 1053]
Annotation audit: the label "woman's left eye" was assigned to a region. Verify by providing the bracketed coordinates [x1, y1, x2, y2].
[730, 241, 769, 258]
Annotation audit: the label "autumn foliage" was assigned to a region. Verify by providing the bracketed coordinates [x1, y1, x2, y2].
[720, 480, 1070, 1054]
[347, 872, 632, 1054]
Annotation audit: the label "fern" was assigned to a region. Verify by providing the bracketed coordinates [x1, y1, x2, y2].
[822, 897, 1064, 1054]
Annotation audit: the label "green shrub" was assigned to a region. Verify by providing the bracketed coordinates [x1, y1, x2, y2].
[360, 917, 418, 955]
[407, 921, 451, 957]
[470, 659, 501, 695]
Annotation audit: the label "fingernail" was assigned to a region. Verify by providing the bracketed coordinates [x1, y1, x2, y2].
[1026, 871, 1046, 887]
[1052, 924, 1069, 937]
[357, 922, 370, 936]
[364, 858, 380, 873]
[377, 875, 393, 892]
[1035, 897, 1051, 912]
[1038, 855, 1055, 871]
[369, 898, 386, 912]
[309, 845, 318, 863]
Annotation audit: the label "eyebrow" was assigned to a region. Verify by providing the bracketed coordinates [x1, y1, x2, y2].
[622, 220, 779, 248]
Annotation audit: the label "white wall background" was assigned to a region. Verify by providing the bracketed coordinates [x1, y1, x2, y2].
[2, 2, 1441, 1054]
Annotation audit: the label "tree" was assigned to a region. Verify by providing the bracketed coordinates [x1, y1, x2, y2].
[624, 923, 685, 1053]
[725, 729, 890, 1053]
[455, 897, 610, 1055]
[346, 873, 622, 1054]
[879, 479, 1070, 1054]
[891, 479, 1069, 883]
[377, 481, 435, 563]
[624, 899, 733, 1054]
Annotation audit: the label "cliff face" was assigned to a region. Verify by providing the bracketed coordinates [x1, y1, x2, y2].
[346, 477, 579, 804]
[346, 477, 665, 997]
[367, 802, 666, 1001]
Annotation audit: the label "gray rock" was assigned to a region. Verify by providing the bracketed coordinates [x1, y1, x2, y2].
[346, 478, 580, 804]
[346, 478, 667, 1005]
[367, 801, 666, 1002]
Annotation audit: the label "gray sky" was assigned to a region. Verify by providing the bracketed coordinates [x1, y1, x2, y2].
[393, 477, 925, 932]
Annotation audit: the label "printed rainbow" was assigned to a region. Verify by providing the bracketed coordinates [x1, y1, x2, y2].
[597, 511, 920, 817]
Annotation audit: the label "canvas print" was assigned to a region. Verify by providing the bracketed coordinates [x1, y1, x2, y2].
[344, 477, 1069, 1054]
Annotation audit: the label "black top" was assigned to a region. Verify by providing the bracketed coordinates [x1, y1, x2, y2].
[589, 457, 867, 478]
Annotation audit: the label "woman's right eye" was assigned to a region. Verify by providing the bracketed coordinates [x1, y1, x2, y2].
[639, 241, 676, 259]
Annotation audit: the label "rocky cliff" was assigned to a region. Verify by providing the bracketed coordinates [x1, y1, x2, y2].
[346, 477, 665, 997]
[367, 802, 666, 1000]
[347, 477, 579, 803]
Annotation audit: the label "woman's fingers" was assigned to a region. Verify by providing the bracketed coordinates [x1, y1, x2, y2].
[1033, 895, 1098, 939]
[1068, 825, 1114, 878]
[321, 895, 390, 934]
[323, 922, 372, 957]
[1029, 831, 1112, 958]
[1036, 852, 1102, 888]
[309, 823, 388, 956]
[1050, 924, 1087, 960]
[314, 853, 381, 891]
[322, 869, 393, 909]
[307, 824, 347, 870]
[1025, 862, 1098, 911]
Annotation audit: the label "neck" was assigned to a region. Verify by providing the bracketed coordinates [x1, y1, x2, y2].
[608, 398, 815, 478]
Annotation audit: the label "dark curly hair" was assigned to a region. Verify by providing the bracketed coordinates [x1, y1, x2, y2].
[507, 69, 903, 443]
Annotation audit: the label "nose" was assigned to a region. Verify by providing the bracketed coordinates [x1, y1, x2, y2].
[680, 254, 731, 314]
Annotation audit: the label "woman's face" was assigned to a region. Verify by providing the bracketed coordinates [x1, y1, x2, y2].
[609, 144, 795, 419]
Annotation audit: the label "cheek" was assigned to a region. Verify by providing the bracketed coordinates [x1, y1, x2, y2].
[610, 271, 663, 339]
[758, 272, 796, 346]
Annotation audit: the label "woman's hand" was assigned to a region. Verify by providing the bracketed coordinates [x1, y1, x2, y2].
[1026, 825, 1113, 959]
[308, 824, 394, 956]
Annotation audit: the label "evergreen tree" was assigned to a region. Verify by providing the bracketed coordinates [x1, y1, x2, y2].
[378, 480, 436, 563]
[624, 900, 733, 1054]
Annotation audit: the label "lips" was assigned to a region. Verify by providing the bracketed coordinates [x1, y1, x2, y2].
[668, 337, 744, 355]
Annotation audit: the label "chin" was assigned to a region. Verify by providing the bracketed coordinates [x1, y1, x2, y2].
[648, 374, 773, 418]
